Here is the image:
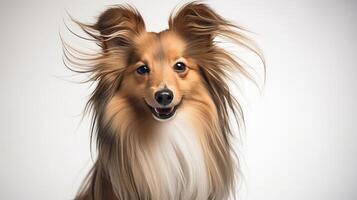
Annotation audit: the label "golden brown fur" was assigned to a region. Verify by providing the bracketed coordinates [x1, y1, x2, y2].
[63, 2, 264, 200]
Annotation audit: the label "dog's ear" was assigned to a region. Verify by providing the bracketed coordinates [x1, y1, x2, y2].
[95, 6, 146, 49]
[168, 2, 264, 79]
[168, 2, 228, 45]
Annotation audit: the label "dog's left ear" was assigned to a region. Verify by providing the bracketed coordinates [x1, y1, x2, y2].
[169, 2, 264, 78]
[168, 2, 229, 46]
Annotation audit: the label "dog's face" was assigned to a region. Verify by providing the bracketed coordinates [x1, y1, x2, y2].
[82, 6, 219, 125]
[119, 31, 206, 121]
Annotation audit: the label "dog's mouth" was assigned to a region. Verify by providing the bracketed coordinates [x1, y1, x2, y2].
[144, 100, 182, 121]
[152, 107, 177, 120]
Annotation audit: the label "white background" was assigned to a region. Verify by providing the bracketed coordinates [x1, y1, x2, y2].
[0, 0, 356, 199]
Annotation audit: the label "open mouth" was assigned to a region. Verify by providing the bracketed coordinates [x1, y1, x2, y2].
[152, 107, 177, 120]
[144, 101, 181, 121]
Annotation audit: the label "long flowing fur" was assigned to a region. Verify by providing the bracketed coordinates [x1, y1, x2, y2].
[63, 2, 264, 200]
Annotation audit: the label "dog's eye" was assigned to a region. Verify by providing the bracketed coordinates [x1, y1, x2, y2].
[174, 62, 186, 73]
[136, 65, 150, 75]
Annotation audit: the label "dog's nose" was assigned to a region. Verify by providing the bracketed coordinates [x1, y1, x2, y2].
[155, 89, 173, 106]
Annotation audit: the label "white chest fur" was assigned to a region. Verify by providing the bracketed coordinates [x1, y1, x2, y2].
[150, 113, 209, 200]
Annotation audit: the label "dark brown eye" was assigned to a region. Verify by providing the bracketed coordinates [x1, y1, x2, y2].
[136, 64, 150, 75]
[174, 62, 186, 73]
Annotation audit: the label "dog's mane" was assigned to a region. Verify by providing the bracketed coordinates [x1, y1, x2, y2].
[62, 2, 265, 199]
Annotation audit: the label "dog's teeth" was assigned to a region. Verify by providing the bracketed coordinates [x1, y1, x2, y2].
[154, 107, 173, 115]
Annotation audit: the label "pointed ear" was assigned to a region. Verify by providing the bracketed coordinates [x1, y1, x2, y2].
[168, 2, 228, 44]
[95, 5, 146, 49]
[168, 2, 264, 76]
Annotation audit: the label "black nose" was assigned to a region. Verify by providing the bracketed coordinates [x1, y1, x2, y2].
[155, 89, 173, 106]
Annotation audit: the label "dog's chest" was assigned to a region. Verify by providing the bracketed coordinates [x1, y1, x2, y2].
[151, 114, 209, 199]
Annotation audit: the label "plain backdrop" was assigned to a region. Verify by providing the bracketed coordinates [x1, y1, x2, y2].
[0, 0, 356, 199]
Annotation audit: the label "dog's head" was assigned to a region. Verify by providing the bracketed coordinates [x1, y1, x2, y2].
[64, 3, 262, 126]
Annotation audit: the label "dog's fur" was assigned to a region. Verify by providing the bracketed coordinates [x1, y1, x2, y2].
[63, 2, 264, 200]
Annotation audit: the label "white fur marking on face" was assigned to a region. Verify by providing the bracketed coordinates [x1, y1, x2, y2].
[152, 112, 209, 199]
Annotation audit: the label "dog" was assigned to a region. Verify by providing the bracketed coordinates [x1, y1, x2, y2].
[63, 2, 264, 199]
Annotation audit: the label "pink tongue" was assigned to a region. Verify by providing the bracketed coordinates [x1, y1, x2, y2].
[156, 108, 171, 114]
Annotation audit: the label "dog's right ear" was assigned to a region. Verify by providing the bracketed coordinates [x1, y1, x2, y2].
[94, 6, 146, 50]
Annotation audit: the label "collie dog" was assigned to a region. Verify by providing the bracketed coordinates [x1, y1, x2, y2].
[63, 2, 264, 200]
